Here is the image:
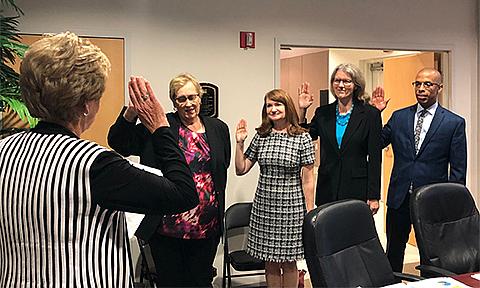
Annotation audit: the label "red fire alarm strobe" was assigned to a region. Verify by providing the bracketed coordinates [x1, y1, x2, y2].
[240, 31, 255, 49]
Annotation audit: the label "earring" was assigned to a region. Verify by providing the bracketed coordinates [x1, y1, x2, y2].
[83, 112, 88, 117]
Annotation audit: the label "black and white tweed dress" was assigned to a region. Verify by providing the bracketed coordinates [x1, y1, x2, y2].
[244, 131, 314, 262]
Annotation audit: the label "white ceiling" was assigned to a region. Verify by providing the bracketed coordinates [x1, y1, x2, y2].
[280, 47, 421, 60]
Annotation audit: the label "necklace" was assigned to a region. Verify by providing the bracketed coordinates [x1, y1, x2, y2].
[336, 104, 354, 126]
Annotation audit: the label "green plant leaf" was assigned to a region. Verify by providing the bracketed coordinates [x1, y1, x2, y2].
[0, 96, 38, 127]
[1, 0, 36, 127]
[1, 0, 24, 15]
[0, 35, 28, 57]
[1, 15, 27, 65]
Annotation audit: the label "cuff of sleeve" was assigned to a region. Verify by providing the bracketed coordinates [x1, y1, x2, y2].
[119, 106, 139, 124]
[120, 117, 137, 126]
[152, 126, 172, 137]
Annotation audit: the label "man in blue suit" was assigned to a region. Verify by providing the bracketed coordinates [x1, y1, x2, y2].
[371, 68, 467, 272]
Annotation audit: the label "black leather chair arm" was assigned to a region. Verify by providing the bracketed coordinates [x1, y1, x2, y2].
[415, 264, 458, 277]
[393, 271, 424, 282]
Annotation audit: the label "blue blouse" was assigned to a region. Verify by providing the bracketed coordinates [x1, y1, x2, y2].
[336, 104, 353, 148]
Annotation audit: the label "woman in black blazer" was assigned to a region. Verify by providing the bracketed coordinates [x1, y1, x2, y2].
[298, 63, 382, 214]
[108, 73, 230, 287]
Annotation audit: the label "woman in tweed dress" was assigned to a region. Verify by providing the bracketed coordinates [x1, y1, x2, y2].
[235, 89, 315, 288]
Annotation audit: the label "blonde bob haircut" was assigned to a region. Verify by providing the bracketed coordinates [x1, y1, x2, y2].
[168, 73, 203, 105]
[330, 63, 369, 103]
[20, 31, 111, 123]
[256, 89, 307, 137]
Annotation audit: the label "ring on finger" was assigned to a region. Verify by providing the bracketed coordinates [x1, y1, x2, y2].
[142, 93, 149, 100]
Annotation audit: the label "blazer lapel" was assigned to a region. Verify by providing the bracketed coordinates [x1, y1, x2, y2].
[324, 103, 340, 154]
[169, 113, 181, 140]
[416, 105, 445, 156]
[407, 105, 416, 157]
[340, 103, 364, 152]
[202, 116, 218, 173]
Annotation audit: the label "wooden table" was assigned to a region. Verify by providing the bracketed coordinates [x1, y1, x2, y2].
[452, 272, 480, 287]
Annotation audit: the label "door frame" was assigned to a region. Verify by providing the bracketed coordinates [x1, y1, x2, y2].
[274, 37, 453, 101]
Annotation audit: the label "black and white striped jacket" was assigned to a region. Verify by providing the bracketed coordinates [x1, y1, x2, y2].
[0, 122, 197, 287]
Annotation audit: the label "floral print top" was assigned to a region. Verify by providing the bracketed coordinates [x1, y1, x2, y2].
[158, 125, 219, 239]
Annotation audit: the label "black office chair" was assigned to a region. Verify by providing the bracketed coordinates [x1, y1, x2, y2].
[222, 202, 265, 288]
[303, 199, 422, 287]
[410, 183, 480, 277]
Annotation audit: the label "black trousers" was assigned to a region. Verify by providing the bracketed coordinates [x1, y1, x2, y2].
[149, 234, 220, 287]
[386, 193, 412, 272]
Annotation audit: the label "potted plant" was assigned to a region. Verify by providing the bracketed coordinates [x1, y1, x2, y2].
[1, 0, 37, 130]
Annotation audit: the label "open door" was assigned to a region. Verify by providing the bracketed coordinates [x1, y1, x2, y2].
[280, 51, 329, 168]
[382, 52, 435, 246]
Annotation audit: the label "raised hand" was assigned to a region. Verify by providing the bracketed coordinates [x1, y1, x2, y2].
[298, 81, 314, 110]
[236, 119, 248, 143]
[123, 102, 138, 123]
[128, 76, 169, 133]
[370, 86, 390, 112]
[367, 199, 379, 215]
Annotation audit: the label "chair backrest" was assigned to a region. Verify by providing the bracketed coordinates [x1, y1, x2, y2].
[223, 202, 265, 288]
[303, 199, 396, 288]
[410, 183, 480, 274]
[225, 202, 253, 233]
[224, 202, 253, 255]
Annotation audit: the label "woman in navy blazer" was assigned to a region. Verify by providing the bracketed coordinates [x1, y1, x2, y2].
[108, 73, 230, 287]
[298, 64, 382, 214]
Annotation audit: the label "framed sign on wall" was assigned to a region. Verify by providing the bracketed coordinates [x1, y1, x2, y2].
[200, 82, 218, 118]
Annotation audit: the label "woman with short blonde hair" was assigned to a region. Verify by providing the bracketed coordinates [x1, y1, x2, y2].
[0, 32, 197, 287]
[109, 72, 231, 287]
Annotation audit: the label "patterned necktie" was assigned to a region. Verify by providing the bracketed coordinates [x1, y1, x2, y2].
[414, 110, 428, 154]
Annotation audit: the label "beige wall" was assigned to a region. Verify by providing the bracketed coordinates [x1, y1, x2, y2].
[478, 0, 480, 207]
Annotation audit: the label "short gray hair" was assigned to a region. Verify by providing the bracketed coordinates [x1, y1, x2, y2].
[330, 63, 369, 103]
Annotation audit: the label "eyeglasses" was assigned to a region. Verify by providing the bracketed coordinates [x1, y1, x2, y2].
[175, 94, 199, 104]
[333, 78, 354, 86]
[412, 81, 441, 88]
